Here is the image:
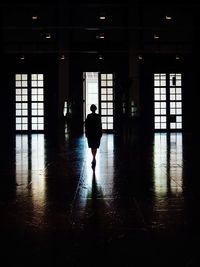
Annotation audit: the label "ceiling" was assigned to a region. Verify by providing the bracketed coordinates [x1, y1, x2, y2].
[1, 1, 199, 59]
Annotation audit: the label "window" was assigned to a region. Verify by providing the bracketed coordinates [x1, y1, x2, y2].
[100, 73, 114, 130]
[15, 74, 44, 131]
[154, 73, 182, 131]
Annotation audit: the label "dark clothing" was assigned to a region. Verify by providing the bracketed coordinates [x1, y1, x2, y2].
[85, 112, 102, 148]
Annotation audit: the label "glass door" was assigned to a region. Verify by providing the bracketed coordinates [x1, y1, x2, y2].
[154, 73, 182, 131]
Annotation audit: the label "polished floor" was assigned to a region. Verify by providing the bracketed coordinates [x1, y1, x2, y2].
[0, 130, 200, 266]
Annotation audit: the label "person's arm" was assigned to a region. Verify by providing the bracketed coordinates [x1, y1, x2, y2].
[99, 115, 103, 137]
[85, 117, 88, 137]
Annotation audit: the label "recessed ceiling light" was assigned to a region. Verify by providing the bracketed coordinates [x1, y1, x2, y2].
[99, 12, 106, 20]
[154, 33, 159, 39]
[46, 33, 51, 39]
[165, 15, 172, 20]
[32, 15, 38, 20]
[96, 33, 105, 39]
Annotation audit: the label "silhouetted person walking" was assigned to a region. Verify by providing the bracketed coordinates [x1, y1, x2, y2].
[85, 104, 102, 168]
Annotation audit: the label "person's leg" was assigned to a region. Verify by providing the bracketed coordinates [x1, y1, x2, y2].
[91, 148, 97, 161]
[91, 148, 97, 168]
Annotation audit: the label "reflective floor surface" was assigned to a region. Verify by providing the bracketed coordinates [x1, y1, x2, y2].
[0, 131, 200, 266]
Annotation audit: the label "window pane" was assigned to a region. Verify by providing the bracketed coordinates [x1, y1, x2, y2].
[155, 103, 160, 108]
[154, 95, 160, 101]
[161, 81, 166, 86]
[22, 81, 28, 87]
[38, 95, 44, 101]
[31, 74, 37, 80]
[107, 81, 113, 87]
[107, 88, 113, 94]
[161, 117, 166, 122]
[22, 74, 28, 80]
[155, 109, 160, 115]
[16, 96, 21, 101]
[177, 123, 182, 128]
[32, 124, 37, 130]
[32, 95, 38, 101]
[38, 81, 43, 87]
[22, 96, 28, 101]
[161, 102, 166, 108]
[176, 116, 182, 122]
[176, 95, 182, 100]
[31, 81, 37, 87]
[101, 74, 106, 80]
[22, 110, 28, 116]
[161, 95, 166, 100]
[161, 109, 166, 115]
[107, 74, 113, 79]
[101, 81, 106, 86]
[22, 124, 28, 130]
[177, 102, 182, 108]
[38, 74, 43, 80]
[170, 88, 175, 94]
[170, 102, 176, 108]
[38, 103, 44, 109]
[170, 95, 176, 101]
[32, 117, 37, 123]
[22, 103, 27, 109]
[38, 117, 44, 123]
[38, 124, 44, 130]
[38, 88, 43, 95]
[161, 88, 166, 94]
[170, 108, 176, 114]
[161, 123, 166, 129]
[38, 110, 44, 115]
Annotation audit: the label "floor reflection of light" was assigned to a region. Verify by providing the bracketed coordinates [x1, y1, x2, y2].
[15, 134, 46, 225]
[31, 134, 46, 206]
[78, 134, 114, 207]
[154, 133, 168, 195]
[153, 133, 183, 196]
[15, 134, 29, 193]
[170, 133, 183, 193]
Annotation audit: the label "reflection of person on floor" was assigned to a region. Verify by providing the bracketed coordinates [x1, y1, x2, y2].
[85, 104, 102, 168]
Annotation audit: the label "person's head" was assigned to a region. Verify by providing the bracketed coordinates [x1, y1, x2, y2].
[90, 104, 97, 113]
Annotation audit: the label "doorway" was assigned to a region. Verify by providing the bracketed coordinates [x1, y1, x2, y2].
[83, 72, 114, 131]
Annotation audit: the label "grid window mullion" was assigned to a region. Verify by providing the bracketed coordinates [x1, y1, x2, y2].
[169, 74, 182, 130]
[31, 74, 44, 131]
[100, 73, 114, 130]
[154, 73, 167, 130]
[15, 74, 28, 131]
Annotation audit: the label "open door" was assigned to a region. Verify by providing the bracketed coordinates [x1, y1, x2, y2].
[83, 72, 114, 132]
